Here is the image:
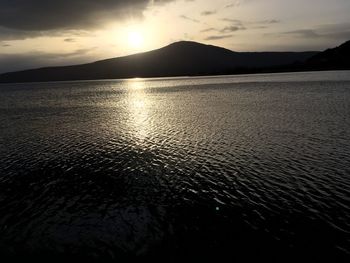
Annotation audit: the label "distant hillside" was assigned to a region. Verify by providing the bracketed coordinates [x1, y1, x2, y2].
[305, 40, 350, 70]
[0, 41, 317, 83]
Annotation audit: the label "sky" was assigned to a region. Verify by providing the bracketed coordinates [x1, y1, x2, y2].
[0, 0, 350, 73]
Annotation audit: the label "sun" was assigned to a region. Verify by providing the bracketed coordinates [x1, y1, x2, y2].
[128, 31, 144, 48]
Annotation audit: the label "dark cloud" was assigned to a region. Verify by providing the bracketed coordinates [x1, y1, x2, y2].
[282, 29, 350, 40]
[221, 19, 245, 27]
[0, 0, 172, 31]
[201, 10, 216, 16]
[0, 48, 96, 73]
[199, 18, 246, 35]
[204, 34, 233, 40]
[252, 26, 268, 29]
[200, 24, 245, 35]
[1, 42, 11, 47]
[0, 26, 92, 41]
[222, 18, 242, 23]
[179, 15, 200, 23]
[0, 26, 45, 40]
[222, 18, 279, 26]
[261, 19, 280, 24]
[220, 25, 245, 33]
[220, 18, 279, 32]
[279, 23, 350, 40]
[200, 28, 216, 33]
[282, 30, 320, 38]
[201, 17, 275, 36]
[64, 38, 76, 43]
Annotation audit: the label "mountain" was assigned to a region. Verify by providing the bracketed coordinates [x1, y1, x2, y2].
[0, 41, 317, 83]
[305, 40, 350, 70]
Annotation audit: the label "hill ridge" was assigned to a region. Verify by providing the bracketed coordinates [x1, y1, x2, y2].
[1, 40, 348, 83]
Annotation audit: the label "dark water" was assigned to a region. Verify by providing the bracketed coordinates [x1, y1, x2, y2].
[0, 71, 350, 261]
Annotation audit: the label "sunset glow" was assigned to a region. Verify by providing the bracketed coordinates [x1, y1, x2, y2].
[127, 30, 144, 49]
[0, 0, 349, 73]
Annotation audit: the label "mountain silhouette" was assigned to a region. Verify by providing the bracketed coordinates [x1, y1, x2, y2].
[305, 40, 350, 70]
[0, 41, 319, 83]
[1, 40, 348, 83]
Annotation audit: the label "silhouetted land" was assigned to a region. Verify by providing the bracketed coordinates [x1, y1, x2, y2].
[305, 40, 350, 70]
[0, 40, 349, 83]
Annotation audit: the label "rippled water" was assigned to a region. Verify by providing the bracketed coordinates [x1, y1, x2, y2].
[0, 71, 350, 261]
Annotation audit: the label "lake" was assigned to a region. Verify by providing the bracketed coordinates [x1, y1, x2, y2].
[0, 71, 349, 261]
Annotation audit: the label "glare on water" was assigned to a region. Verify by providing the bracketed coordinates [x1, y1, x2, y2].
[0, 71, 349, 260]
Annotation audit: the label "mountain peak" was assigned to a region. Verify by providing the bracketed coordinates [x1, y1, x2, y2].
[163, 40, 232, 51]
[168, 40, 202, 46]
[167, 41, 212, 47]
[0, 40, 327, 83]
[339, 40, 350, 48]
[306, 39, 350, 69]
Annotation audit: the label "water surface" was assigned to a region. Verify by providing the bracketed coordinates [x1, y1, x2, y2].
[0, 71, 350, 261]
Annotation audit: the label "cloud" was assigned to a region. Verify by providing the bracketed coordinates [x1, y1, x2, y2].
[225, 0, 256, 8]
[0, 26, 93, 41]
[221, 19, 246, 28]
[278, 23, 350, 40]
[221, 18, 242, 23]
[0, 0, 172, 31]
[0, 26, 45, 40]
[199, 20, 245, 37]
[220, 26, 245, 33]
[1, 42, 11, 47]
[64, 38, 76, 43]
[226, 1, 241, 8]
[261, 19, 280, 24]
[204, 34, 233, 40]
[199, 18, 247, 35]
[201, 17, 275, 36]
[222, 18, 279, 26]
[201, 10, 216, 16]
[0, 48, 97, 73]
[220, 18, 280, 32]
[179, 15, 200, 23]
[282, 30, 320, 38]
[200, 28, 216, 33]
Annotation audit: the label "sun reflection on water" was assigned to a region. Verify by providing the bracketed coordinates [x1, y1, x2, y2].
[127, 79, 151, 144]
